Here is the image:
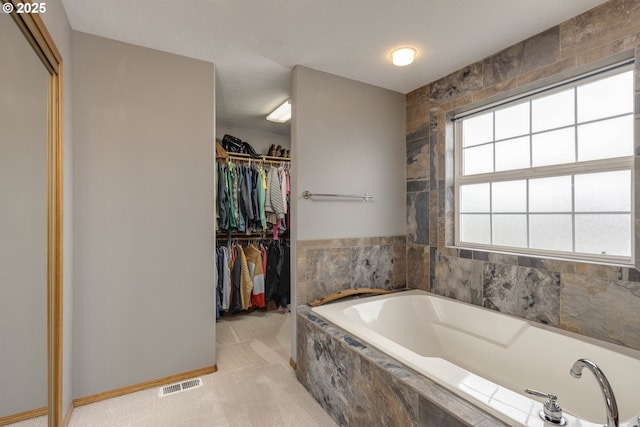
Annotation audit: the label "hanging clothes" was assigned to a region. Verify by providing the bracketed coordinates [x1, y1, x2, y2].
[215, 155, 290, 317]
[215, 238, 289, 315]
[218, 158, 289, 234]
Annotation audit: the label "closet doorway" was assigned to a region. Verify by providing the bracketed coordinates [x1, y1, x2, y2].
[213, 117, 293, 374]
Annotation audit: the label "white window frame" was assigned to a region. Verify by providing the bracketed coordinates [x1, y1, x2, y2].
[454, 62, 635, 265]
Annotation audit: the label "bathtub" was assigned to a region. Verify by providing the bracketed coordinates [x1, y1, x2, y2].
[311, 289, 640, 427]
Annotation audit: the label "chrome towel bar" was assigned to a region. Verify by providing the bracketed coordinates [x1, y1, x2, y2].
[302, 190, 373, 201]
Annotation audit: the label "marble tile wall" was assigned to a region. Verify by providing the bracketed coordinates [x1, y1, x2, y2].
[406, 0, 640, 352]
[296, 307, 508, 427]
[296, 236, 406, 305]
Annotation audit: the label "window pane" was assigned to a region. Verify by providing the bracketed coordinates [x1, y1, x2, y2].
[531, 127, 575, 167]
[460, 183, 490, 212]
[574, 170, 631, 212]
[463, 112, 493, 147]
[495, 102, 529, 140]
[530, 214, 573, 251]
[577, 115, 633, 161]
[492, 180, 526, 212]
[456, 67, 633, 262]
[532, 88, 575, 132]
[529, 176, 572, 212]
[577, 70, 633, 122]
[463, 144, 493, 175]
[575, 214, 631, 256]
[460, 214, 491, 244]
[495, 136, 530, 172]
[493, 214, 527, 248]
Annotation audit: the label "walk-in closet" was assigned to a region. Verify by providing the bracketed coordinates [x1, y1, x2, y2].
[213, 125, 293, 372]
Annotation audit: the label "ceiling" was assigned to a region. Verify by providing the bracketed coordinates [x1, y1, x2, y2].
[61, 0, 610, 136]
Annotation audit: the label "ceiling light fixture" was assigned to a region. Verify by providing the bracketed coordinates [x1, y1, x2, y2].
[266, 99, 291, 123]
[391, 47, 416, 66]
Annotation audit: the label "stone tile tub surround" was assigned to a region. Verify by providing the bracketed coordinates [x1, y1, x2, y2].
[296, 306, 508, 427]
[406, 0, 640, 352]
[305, 291, 640, 426]
[296, 236, 406, 305]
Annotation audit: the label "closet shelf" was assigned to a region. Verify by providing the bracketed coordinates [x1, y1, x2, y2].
[218, 152, 290, 164]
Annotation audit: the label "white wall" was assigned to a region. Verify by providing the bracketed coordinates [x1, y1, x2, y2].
[41, 0, 74, 416]
[292, 66, 406, 241]
[72, 32, 216, 398]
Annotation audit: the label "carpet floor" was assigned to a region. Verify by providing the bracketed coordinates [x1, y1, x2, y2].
[11, 311, 336, 427]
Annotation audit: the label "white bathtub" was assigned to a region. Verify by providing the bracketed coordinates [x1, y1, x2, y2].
[311, 290, 640, 427]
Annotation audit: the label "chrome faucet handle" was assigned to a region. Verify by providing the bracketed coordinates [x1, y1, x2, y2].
[525, 388, 567, 426]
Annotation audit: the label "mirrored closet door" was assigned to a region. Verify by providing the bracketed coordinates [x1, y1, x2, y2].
[0, 2, 62, 426]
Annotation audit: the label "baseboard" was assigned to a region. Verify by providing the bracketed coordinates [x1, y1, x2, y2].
[289, 357, 296, 370]
[62, 401, 73, 427]
[73, 365, 217, 408]
[0, 406, 47, 426]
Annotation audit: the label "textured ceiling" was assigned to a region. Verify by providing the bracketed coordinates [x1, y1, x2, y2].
[61, 0, 609, 135]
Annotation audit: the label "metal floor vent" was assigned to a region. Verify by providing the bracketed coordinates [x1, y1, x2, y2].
[160, 378, 203, 397]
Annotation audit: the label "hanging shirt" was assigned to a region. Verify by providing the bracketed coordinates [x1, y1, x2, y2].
[236, 166, 246, 232]
[220, 246, 231, 310]
[265, 241, 283, 302]
[257, 166, 267, 229]
[279, 167, 288, 216]
[229, 244, 242, 313]
[265, 166, 285, 226]
[238, 244, 253, 310]
[226, 162, 237, 229]
[217, 162, 230, 230]
[244, 244, 265, 308]
[250, 166, 260, 229]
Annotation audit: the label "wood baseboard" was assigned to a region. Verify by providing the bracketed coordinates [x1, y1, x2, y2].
[73, 365, 217, 408]
[289, 357, 296, 370]
[0, 406, 47, 426]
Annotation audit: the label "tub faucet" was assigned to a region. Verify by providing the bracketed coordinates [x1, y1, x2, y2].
[570, 358, 619, 427]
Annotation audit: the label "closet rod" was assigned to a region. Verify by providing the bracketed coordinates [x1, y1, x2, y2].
[221, 153, 290, 165]
[216, 234, 266, 240]
[302, 191, 373, 201]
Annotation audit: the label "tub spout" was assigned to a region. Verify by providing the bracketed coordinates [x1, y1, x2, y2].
[570, 358, 619, 427]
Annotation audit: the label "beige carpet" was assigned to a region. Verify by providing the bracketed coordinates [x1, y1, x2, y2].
[12, 311, 336, 427]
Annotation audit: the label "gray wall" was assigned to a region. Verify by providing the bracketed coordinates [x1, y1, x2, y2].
[291, 66, 406, 361]
[292, 66, 406, 241]
[41, 0, 75, 416]
[72, 32, 216, 398]
[0, 11, 48, 416]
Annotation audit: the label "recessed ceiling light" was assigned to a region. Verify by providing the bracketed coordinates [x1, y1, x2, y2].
[391, 47, 416, 66]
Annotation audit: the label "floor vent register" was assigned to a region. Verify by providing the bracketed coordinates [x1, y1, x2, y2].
[159, 378, 203, 397]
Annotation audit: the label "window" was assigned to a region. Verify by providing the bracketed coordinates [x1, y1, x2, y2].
[455, 64, 634, 263]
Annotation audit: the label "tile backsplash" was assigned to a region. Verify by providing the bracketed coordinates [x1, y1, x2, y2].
[296, 236, 406, 306]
